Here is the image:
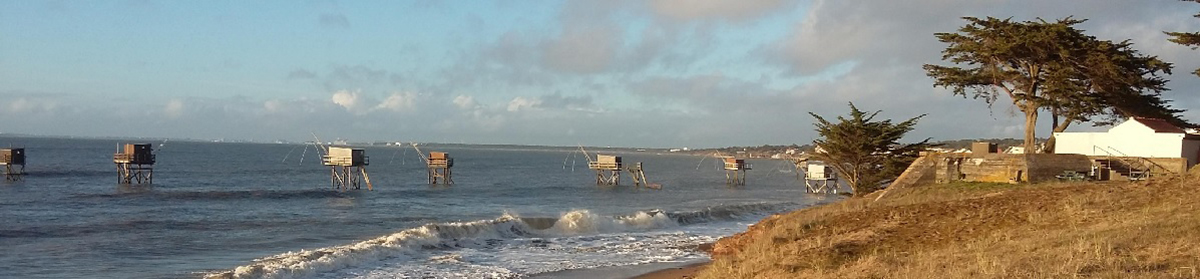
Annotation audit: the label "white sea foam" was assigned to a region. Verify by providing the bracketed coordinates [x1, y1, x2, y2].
[207, 203, 796, 279]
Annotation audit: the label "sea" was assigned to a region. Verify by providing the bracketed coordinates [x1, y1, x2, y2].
[0, 136, 840, 279]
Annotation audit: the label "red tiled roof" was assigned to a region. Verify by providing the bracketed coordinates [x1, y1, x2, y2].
[1133, 117, 1186, 133]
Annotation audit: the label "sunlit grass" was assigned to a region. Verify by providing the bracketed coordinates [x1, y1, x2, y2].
[699, 172, 1200, 278]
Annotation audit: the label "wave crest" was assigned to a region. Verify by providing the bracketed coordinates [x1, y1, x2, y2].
[207, 203, 791, 279]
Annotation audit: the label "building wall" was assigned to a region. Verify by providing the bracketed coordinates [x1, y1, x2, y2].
[1055, 132, 1183, 158]
[1108, 119, 1154, 134]
[1054, 132, 1106, 156]
[1182, 140, 1200, 168]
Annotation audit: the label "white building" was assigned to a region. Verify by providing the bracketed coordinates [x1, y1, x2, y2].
[1004, 146, 1025, 154]
[1054, 118, 1200, 167]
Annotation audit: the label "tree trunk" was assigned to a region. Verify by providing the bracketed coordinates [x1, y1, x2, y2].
[1042, 119, 1074, 154]
[1023, 108, 1038, 154]
[1051, 109, 1059, 133]
[848, 167, 862, 197]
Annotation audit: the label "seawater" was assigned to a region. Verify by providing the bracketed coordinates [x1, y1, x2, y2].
[0, 136, 840, 279]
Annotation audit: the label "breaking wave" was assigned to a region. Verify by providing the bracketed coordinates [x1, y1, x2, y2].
[205, 202, 793, 279]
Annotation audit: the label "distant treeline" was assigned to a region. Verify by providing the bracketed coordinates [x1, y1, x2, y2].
[688, 138, 1035, 157]
[931, 138, 1030, 151]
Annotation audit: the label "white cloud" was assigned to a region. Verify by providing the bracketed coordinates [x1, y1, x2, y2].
[374, 91, 418, 112]
[164, 99, 184, 118]
[507, 96, 542, 112]
[263, 100, 283, 113]
[5, 97, 59, 114]
[331, 90, 361, 111]
[452, 95, 477, 110]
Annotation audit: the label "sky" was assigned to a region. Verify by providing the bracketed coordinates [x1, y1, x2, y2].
[2, 0, 1200, 148]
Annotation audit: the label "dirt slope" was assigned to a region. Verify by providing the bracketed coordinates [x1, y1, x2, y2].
[700, 172, 1200, 278]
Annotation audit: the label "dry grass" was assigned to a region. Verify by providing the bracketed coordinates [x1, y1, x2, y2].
[700, 171, 1200, 279]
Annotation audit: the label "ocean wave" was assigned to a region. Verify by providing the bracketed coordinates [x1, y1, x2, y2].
[206, 202, 791, 279]
[664, 203, 791, 225]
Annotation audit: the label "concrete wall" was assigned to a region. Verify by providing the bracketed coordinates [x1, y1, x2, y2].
[936, 154, 1027, 184]
[888, 156, 937, 189]
[1098, 156, 1188, 174]
[894, 153, 1098, 186]
[1024, 154, 1093, 183]
[1147, 157, 1188, 173]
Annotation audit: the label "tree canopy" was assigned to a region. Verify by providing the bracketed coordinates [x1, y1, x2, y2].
[925, 17, 1187, 153]
[810, 103, 930, 197]
[1166, 0, 1200, 77]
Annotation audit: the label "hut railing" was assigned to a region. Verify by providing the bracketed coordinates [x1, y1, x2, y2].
[322, 155, 369, 166]
[588, 161, 622, 170]
[428, 158, 453, 168]
[113, 153, 156, 164]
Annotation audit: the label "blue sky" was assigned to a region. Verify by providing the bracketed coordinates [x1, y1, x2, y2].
[3, 0, 1200, 148]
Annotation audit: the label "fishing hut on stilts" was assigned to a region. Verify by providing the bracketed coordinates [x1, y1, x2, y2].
[1, 148, 25, 181]
[410, 144, 454, 185]
[426, 152, 454, 185]
[723, 157, 751, 186]
[113, 143, 155, 184]
[589, 154, 622, 185]
[799, 160, 838, 194]
[322, 147, 373, 191]
[575, 146, 657, 188]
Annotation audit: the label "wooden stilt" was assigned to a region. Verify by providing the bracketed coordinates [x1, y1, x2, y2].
[3, 164, 23, 181]
[361, 167, 373, 191]
[626, 162, 658, 189]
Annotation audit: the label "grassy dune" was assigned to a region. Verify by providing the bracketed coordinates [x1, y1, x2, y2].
[699, 170, 1200, 278]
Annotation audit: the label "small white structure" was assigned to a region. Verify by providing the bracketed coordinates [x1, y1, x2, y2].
[1004, 146, 1025, 154]
[800, 160, 838, 194]
[1054, 118, 1200, 168]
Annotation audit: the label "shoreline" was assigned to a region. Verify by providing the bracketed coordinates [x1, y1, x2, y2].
[526, 259, 709, 279]
[630, 261, 709, 279]
[528, 243, 715, 279]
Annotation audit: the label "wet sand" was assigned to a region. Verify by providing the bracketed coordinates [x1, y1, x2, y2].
[630, 261, 708, 279]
